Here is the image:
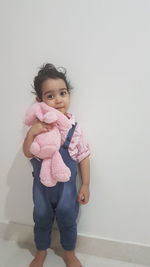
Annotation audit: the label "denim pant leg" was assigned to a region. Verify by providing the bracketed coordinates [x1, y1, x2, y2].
[56, 182, 79, 251]
[33, 176, 55, 250]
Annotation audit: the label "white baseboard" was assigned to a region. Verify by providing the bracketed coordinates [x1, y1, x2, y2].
[0, 222, 150, 266]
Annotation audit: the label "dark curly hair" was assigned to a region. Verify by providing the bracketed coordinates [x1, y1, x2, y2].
[32, 63, 73, 100]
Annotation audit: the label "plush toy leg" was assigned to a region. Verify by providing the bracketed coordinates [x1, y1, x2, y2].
[39, 144, 57, 158]
[40, 158, 57, 187]
[51, 151, 71, 182]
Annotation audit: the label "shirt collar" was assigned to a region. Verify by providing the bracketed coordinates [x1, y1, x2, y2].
[66, 113, 76, 125]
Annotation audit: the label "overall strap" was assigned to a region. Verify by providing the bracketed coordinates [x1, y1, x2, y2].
[63, 123, 77, 149]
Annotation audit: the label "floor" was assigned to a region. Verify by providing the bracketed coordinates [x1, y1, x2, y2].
[0, 238, 148, 267]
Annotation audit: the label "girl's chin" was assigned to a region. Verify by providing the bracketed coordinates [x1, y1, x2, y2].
[56, 108, 65, 113]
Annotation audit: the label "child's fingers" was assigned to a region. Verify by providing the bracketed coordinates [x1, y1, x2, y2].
[42, 122, 53, 130]
[78, 193, 83, 203]
[78, 193, 88, 205]
[39, 122, 51, 131]
[41, 128, 49, 132]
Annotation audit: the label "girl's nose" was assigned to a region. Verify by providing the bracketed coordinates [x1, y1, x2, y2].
[55, 95, 62, 104]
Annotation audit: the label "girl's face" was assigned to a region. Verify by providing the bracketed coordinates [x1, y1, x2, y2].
[40, 78, 70, 115]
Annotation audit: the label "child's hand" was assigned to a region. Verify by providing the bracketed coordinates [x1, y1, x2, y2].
[28, 120, 52, 137]
[23, 120, 53, 158]
[78, 184, 90, 205]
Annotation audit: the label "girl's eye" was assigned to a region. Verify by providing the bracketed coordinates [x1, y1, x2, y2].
[60, 91, 67, 96]
[47, 94, 54, 99]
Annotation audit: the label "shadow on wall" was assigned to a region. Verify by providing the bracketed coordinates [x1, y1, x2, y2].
[5, 149, 33, 226]
[3, 148, 35, 253]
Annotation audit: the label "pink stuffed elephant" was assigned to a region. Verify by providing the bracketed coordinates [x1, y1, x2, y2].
[24, 102, 72, 187]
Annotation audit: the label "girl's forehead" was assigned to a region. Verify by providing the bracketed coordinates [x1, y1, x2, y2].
[41, 78, 66, 90]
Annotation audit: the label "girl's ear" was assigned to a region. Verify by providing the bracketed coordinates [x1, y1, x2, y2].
[36, 97, 42, 102]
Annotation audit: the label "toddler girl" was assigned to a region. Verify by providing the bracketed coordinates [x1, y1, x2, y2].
[23, 63, 90, 267]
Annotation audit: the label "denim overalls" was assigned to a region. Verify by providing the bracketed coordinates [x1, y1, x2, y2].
[30, 123, 79, 251]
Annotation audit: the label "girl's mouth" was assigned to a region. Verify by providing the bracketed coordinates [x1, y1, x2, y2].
[56, 107, 63, 110]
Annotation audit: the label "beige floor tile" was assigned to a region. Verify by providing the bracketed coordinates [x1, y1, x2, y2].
[0, 239, 149, 267]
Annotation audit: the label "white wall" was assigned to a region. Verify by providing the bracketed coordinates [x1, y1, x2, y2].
[0, 0, 150, 245]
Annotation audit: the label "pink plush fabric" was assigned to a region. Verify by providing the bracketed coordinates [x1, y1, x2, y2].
[24, 102, 72, 187]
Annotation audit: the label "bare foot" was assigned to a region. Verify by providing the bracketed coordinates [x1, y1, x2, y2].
[29, 250, 47, 267]
[64, 250, 82, 267]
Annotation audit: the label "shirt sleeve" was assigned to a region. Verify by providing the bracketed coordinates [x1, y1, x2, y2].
[68, 124, 90, 163]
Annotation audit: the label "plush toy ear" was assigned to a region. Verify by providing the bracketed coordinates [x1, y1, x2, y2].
[34, 103, 45, 121]
[40, 102, 55, 112]
[24, 102, 44, 126]
[43, 112, 58, 124]
[36, 102, 71, 130]
[24, 104, 36, 126]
